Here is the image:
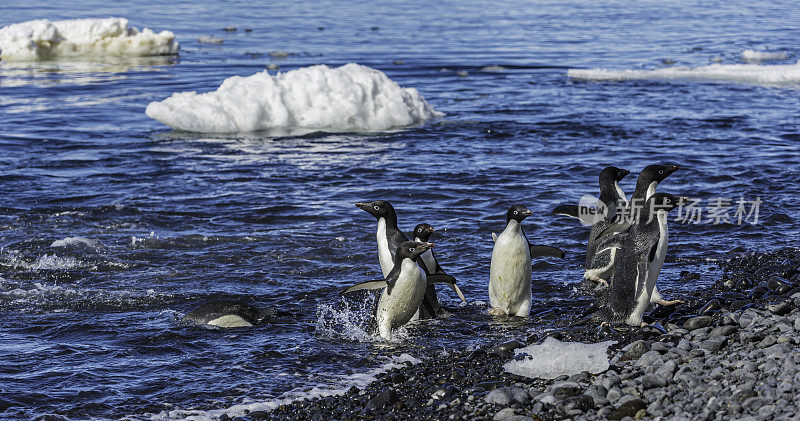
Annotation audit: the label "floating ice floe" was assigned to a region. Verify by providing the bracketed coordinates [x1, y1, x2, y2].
[567, 61, 800, 85]
[145, 63, 443, 134]
[742, 49, 788, 62]
[0, 17, 178, 61]
[503, 337, 615, 379]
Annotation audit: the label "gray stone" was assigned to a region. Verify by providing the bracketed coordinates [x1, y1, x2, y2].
[641, 373, 668, 389]
[684, 315, 713, 330]
[558, 395, 595, 413]
[733, 389, 757, 403]
[623, 340, 648, 360]
[489, 340, 526, 355]
[650, 342, 671, 353]
[485, 386, 530, 405]
[710, 325, 738, 337]
[636, 350, 664, 367]
[677, 338, 694, 350]
[493, 407, 517, 420]
[600, 373, 621, 390]
[700, 336, 727, 353]
[606, 386, 623, 402]
[767, 301, 793, 316]
[551, 382, 582, 400]
[655, 360, 678, 380]
[742, 396, 768, 411]
[609, 398, 646, 420]
[765, 343, 790, 357]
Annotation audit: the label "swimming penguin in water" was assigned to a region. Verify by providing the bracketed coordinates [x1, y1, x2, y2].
[489, 205, 565, 316]
[355, 201, 442, 318]
[413, 223, 467, 304]
[584, 164, 679, 291]
[181, 300, 274, 328]
[594, 193, 687, 326]
[342, 241, 458, 340]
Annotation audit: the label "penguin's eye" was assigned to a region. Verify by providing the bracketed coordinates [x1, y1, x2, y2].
[409, 247, 415, 252]
[373, 205, 380, 210]
[659, 170, 664, 175]
[513, 210, 518, 215]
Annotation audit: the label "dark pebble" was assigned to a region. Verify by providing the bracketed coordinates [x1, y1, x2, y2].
[489, 340, 525, 355]
[699, 299, 722, 314]
[609, 398, 647, 420]
[362, 388, 399, 413]
[559, 395, 595, 413]
[683, 315, 713, 330]
[767, 300, 793, 316]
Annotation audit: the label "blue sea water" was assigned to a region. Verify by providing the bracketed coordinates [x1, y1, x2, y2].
[1, 0, 799, 419]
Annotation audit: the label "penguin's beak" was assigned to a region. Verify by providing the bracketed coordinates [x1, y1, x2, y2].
[524, 209, 533, 216]
[422, 242, 435, 250]
[619, 169, 631, 179]
[355, 202, 371, 213]
[665, 164, 680, 176]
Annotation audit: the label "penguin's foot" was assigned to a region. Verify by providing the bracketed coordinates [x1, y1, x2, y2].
[595, 278, 610, 289]
[655, 299, 685, 306]
[488, 308, 505, 316]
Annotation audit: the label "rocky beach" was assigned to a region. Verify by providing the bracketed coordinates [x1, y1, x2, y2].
[249, 248, 800, 420]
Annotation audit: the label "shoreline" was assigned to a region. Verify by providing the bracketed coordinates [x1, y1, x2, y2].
[232, 248, 799, 420]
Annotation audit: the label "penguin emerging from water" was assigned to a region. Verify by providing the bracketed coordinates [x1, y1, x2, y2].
[355, 201, 443, 318]
[584, 164, 680, 292]
[552, 166, 631, 288]
[181, 300, 274, 328]
[594, 193, 687, 326]
[489, 205, 565, 316]
[342, 241, 458, 340]
[413, 223, 467, 304]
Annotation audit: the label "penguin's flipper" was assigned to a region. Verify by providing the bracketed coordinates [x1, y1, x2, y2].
[449, 283, 467, 303]
[529, 244, 566, 258]
[595, 219, 632, 239]
[491, 232, 498, 242]
[426, 273, 458, 286]
[648, 243, 659, 262]
[341, 280, 387, 295]
[552, 204, 596, 226]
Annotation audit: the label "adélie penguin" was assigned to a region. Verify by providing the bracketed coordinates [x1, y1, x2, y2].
[181, 300, 275, 328]
[413, 223, 467, 304]
[594, 193, 688, 326]
[584, 164, 680, 291]
[489, 205, 565, 316]
[341, 241, 460, 340]
[355, 201, 442, 318]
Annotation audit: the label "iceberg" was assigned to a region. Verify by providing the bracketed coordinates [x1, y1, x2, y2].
[145, 63, 444, 134]
[503, 337, 615, 379]
[567, 62, 800, 85]
[0, 17, 178, 61]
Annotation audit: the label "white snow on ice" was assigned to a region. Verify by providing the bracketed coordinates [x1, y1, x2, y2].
[145, 63, 444, 134]
[148, 353, 422, 420]
[503, 337, 615, 380]
[742, 49, 788, 62]
[567, 62, 800, 85]
[0, 17, 178, 61]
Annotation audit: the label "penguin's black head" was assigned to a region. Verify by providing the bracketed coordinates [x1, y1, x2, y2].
[355, 200, 395, 219]
[647, 193, 689, 212]
[396, 241, 434, 261]
[413, 223, 435, 242]
[599, 166, 630, 183]
[506, 205, 533, 223]
[640, 164, 680, 184]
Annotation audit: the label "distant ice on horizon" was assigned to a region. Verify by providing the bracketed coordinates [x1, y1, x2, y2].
[567, 61, 800, 85]
[145, 63, 444, 134]
[0, 17, 178, 61]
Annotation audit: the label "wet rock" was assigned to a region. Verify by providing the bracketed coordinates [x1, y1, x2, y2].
[609, 397, 647, 420]
[709, 325, 738, 337]
[699, 336, 727, 352]
[623, 340, 648, 360]
[655, 360, 678, 380]
[551, 382, 582, 400]
[650, 342, 671, 353]
[391, 372, 406, 384]
[489, 340, 525, 355]
[699, 299, 722, 314]
[558, 395, 595, 413]
[431, 385, 457, 401]
[767, 301, 793, 316]
[362, 388, 399, 413]
[493, 407, 517, 420]
[485, 387, 529, 405]
[683, 316, 713, 330]
[248, 411, 268, 419]
[636, 350, 663, 367]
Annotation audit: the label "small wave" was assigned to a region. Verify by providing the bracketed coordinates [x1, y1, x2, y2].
[0, 18, 178, 61]
[567, 62, 800, 85]
[0, 282, 173, 311]
[145, 63, 443, 134]
[742, 49, 788, 62]
[148, 353, 421, 421]
[50, 236, 101, 249]
[315, 295, 378, 342]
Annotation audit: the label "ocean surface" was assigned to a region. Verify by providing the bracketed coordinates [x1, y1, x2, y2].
[1, 0, 799, 419]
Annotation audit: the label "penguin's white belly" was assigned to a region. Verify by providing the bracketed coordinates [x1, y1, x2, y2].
[489, 232, 531, 316]
[376, 218, 393, 277]
[376, 260, 426, 339]
[206, 315, 253, 328]
[419, 249, 436, 274]
[627, 213, 668, 325]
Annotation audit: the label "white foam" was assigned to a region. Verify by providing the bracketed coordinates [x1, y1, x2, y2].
[567, 62, 800, 85]
[503, 337, 615, 379]
[148, 353, 421, 420]
[145, 63, 443, 134]
[0, 17, 178, 61]
[742, 49, 788, 62]
[50, 236, 100, 248]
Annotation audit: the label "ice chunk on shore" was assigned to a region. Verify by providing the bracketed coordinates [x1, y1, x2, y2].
[567, 62, 800, 85]
[742, 49, 788, 62]
[0, 17, 178, 61]
[145, 63, 444, 134]
[503, 337, 615, 379]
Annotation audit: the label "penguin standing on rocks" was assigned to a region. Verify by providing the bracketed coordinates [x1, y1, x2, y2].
[355, 201, 443, 318]
[413, 223, 467, 304]
[342, 241, 459, 340]
[489, 205, 565, 316]
[584, 164, 680, 293]
[594, 193, 688, 326]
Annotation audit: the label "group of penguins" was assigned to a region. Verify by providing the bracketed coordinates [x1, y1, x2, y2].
[340, 164, 688, 340]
